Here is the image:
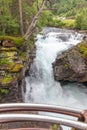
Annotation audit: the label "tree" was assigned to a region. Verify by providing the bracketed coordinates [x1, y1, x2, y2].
[19, 0, 24, 35]
[24, 0, 47, 41]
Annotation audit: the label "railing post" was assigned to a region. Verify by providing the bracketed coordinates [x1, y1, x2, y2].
[82, 110, 87, 123]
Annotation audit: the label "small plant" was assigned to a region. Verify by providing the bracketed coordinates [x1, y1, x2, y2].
[0, 36, 24, 47]
[78, 43, 87, 58]
[0, 58, 9, 65]
[0, 88, 9, 94]
[63, 64, 69, 68]
[2, 74, 13, 85]
[51, 124, 58, 130]
[11, 63, 23, 72]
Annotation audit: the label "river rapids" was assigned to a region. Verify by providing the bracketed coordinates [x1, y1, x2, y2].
[25, 28, 87, 109]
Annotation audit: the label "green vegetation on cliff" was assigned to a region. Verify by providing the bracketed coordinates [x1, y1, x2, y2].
[0, 36, 24, 47]
[78, 41, 87, 58]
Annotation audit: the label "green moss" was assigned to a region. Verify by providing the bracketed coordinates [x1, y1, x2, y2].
[51, 124, 58, 130]
[78, 42, 87, 58]
[0, 58, 9, 65]
[0, 88, 9, 94]
[18, 51, 27, 61]
[63, 64, 69, 68]
[0, 47, 17, 51]
[11, 63, 24, 72]
[1, 74, 13, 85]
[0, 36, 24, 47]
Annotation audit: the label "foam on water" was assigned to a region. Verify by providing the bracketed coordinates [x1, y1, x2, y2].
[25, 28, 87, 130]
[25, 28, 87, 110]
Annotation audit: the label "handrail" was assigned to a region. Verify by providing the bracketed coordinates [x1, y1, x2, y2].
[0, 114, 87, 130]
[6, 128, 49, 130]
[0, 103, 87, 130]
[0, 103, 84, 118]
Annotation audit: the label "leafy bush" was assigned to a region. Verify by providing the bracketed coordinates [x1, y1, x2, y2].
[75, 10, 87, 30]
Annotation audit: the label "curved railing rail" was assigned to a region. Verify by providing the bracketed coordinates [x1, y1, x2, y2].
[0, 103, 87, 130]
[0, 103, 84, 117]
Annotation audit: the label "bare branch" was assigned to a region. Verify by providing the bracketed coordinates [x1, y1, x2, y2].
[24, 0, 46, 41]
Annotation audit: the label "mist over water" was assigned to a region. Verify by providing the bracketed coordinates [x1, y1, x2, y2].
[25, 28, 87, 109]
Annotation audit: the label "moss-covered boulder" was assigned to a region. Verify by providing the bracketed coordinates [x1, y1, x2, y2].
[53, 39, 87, 82]
[0, 36, 24, 47]
[0, 35, 36, 103]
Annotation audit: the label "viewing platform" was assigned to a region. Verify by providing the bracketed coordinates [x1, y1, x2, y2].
[0, 103, 87, 130]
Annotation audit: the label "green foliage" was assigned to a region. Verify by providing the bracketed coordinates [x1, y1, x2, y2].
[0, 0, 20, 35]
[78, 42, 87, 58]
[50, 0, 87, 30]
[2, 74, 12, 85]
[0, 0, 87, 35]
[75, 10, 87, 30]
[0, 36, 24, 47]
[51, 0, 87, 17]
[62, 19, 75, 29]
[36, 10, 53, 28]
[51, 124, 58, 130]
[0, 88, 9, 94]
[0, 58, 9, 65]
[0, 0, 55, 35]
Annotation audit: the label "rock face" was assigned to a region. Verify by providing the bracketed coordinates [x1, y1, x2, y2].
[0, 38, 36, 103]
[53, 39, 87, 82]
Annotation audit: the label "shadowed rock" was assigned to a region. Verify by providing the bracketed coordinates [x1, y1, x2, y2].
[53, 39, 87, 82]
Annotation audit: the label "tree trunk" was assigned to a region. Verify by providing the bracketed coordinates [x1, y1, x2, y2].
[37, 0, 39, 10]
[19, 0, 24, 36]
[24, 0, 46, 41]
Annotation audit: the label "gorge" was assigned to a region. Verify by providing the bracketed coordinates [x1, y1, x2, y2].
[25, 27, 87, 109]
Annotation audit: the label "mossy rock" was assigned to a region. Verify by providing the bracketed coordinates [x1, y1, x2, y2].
[2, 39, 15, 47]
[11, 63, 24, 72]
[0, 88, 9, 95]
[18, 51, 27, 61]
[0, 47, 17, 51]
[0, 51, 17, 58]
[0, 36, 24, 47]
[0, 58, 10, 65]
[0, 74, 13, 85]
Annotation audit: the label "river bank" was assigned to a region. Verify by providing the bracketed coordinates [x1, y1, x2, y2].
[0, 37, 36, 103]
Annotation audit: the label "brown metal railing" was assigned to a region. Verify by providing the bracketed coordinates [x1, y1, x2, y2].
[0, 103, 87, 130]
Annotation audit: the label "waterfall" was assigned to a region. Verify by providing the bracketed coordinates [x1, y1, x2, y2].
[25, 28, 87, 109]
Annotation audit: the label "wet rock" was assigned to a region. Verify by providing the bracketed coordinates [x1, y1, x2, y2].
[2, 40, 15, 47]
[56, 34, 70, 42]
[53, 40, 87, 83]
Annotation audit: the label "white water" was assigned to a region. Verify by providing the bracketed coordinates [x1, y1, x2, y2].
[25, 28, 87, 109]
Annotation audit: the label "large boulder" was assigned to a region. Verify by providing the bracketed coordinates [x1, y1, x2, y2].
[53, 40, 87, 82]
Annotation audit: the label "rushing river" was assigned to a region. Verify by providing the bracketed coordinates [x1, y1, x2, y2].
[25, 28, 87, 109]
